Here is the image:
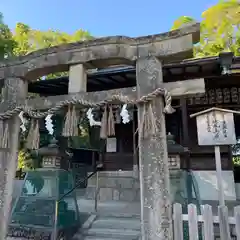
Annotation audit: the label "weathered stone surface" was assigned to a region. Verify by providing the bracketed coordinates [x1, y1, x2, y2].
[85, 187, 96, 200]
[98, 177, 117, 188]
[99, 188, 113, 201]
[136, 56, 172, 240]
[0, 78, 205, 115]
[0, 77, 28, 240]
[120, 190, 136, 201]
[77, 171, 140, 202]
[0, 23, 199, 80]
[113, 190, 120, 201]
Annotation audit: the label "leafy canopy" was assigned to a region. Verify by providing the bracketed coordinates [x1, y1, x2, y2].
[171, 0, 240, 57]
[0, 13, 16, 59]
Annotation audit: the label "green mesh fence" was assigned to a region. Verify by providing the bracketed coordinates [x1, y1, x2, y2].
[172, 170, 203, 240]
[9, 168, 80, 239]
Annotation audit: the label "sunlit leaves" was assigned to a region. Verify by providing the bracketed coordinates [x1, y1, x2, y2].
[171, 16, 196, 30]
[172, 0, 240, 57]
[0, 13, 16, 59]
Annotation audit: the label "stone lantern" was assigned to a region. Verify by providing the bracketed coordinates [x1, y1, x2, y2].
[167, 133, 185, 170]
[37, 138, 71, 169]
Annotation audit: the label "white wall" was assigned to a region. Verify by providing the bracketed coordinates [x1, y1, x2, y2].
[192, 170, 236, 201]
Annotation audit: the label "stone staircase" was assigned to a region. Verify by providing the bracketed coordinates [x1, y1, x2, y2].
[73, 212, 141, 240]
[72, 171, 141, 239]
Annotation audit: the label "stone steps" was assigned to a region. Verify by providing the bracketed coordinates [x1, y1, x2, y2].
[82, 237, 124, 240]
[91, 217, 141, 230]
[73, 215, 141, 240]
[83, 227, 140, 239]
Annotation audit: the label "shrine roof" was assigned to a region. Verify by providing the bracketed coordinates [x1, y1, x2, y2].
[28, 55, 240, 96]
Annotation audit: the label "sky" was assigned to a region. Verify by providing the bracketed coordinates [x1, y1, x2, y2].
[0, 0, 218, 37]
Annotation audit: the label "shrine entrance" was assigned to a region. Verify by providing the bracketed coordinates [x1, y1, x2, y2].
[0, 23, 205, 240]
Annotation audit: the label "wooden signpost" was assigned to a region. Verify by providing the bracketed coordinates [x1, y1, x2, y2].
[190, 107, 240, 206]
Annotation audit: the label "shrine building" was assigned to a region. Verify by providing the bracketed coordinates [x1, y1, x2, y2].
[25, 52, 240, 205]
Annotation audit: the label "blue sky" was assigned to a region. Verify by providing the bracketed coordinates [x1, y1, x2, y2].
[0, 0, 218, 37]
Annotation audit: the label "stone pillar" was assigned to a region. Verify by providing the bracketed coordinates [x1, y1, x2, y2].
[136, 56, 172, 240]
[69, 64, 87, 93]
[0, 77, 28, 239]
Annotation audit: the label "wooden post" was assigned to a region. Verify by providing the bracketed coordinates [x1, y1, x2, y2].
[0, 77, 28, 239]
[180, 98, 193, 203]
[190, 107, 239, 207]
[214, 146, 225, 206]
[136, 56, 172, 240]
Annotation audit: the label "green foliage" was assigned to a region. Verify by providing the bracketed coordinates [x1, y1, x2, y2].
[13, 23, 92, 57]
[0, 13, 16, 59]
[233, 156, 240, 166]
[18, 150, 33, 170]
[12, 23, 92, 79]
[171, 16, 196, 31]
[171, 0, 240, 57]
[0, 13, 93, 168]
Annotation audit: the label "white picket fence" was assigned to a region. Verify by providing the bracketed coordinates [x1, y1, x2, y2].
[173, 203, 240, 240]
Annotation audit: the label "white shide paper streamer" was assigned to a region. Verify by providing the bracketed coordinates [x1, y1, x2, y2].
[18, 111, 27, 132]
[86, 108, 101, 126]
[120, 104, 130, 124]
[45, 114, 54, 135]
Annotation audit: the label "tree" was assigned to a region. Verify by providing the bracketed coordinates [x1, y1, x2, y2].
[10, 21, 93, 167]
[0, 13, 16, 59]
[171, 0, 240, 57]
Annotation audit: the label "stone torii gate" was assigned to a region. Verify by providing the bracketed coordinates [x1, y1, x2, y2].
[0, 23, 205, 240]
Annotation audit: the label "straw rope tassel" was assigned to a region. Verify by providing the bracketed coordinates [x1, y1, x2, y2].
[62, 105, 72, 137]
[71, 105, 79, 136]
[107, 105, 115, 136]
[163, 89, 175, 114]
[26, 119, 40, 149]
[100, 106, 107, 139]
[139, 102, 157, 138]
[0, 119, 4, 148]
[2, 120, 9, 148]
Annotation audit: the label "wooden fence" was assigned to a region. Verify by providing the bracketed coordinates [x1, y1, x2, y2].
[173, 203, 240, 240]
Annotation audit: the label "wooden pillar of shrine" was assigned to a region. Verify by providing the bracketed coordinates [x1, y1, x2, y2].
[136, 56, 172, 240]
[180, 98, 193, 202]
[0, 77, 28, 239]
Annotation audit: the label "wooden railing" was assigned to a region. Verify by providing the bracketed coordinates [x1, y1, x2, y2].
[173, 203, 240, 239]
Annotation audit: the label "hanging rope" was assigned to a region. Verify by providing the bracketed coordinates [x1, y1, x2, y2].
[100, 106, 108, 139]
[26, 119, 40, 149]
[107, 105, 115, 136]
[0, 87, 174, 120]
[0, 87, 175, 147]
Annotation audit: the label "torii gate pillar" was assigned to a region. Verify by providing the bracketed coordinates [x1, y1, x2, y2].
[136, 57, 172, 240]
[0, 77, 28, 239]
